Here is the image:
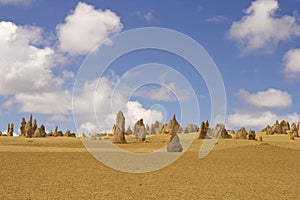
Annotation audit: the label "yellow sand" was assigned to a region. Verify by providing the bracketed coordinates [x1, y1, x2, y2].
[0, 133, 300, 200]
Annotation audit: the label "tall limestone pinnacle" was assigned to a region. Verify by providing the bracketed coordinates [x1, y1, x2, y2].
[166, 114, 183, 152]
[112, 111, 126, 144]
[133, 118, 146, 142]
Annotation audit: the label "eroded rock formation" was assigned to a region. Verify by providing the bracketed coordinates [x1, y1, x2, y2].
[150, 121, 164, 135]
[183, 124, 198, 133]
[125, 126, 132, 135]
[207, 124, 231, 139]
[166, 115, 183, 152]
[288, 123, 298, 138]
[7, 123, 14, 136]
[261, 125, 272, 135]
[248, 129, 256, 140]
[133, 119, 147, 142]
[112, 111, 126, 144]
[33, 125, 46, 138]
[198, 120, 209, 139]
[235, 127, 248, 139]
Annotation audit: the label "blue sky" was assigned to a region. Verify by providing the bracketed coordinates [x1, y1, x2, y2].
[0, 0, 300, 134]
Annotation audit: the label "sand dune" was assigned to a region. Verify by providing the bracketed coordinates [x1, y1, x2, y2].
[0, 134, 300, 199]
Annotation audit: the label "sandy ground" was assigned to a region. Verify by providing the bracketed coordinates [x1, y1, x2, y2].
[0, 133, 300, 200]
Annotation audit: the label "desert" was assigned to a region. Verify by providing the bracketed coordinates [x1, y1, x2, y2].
[1, 114, 300, 199]
[1, 0, 300, 199]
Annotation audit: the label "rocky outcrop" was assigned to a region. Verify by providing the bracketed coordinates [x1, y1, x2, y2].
[125, 126, 132, 135]
[269, 120, 290, 135]
[207, 124, 231, 139]
[20, 114, 45, 138]
[235, 127, 248, 139]
[288, 123, 298, 138]
[280, 120, 290, 134]
[24, 121, 34, 138]
[112, 111, 126, 144]
[150, 121, 164, 135]
[270, 120, 281, 134]
[7, 123, 14, 136]
[65, 130, 76, 137]
[166, 115, 183, 152]
[198, 120, 209, 139]
[219, 124, 232, 139]
[133, 119, 147, 142]
[145, 124, 150, 133]
[48, 130, 53, 137]
[163, 115, 181, 136]
[53, 126, 63, 137]
[248, 129, 256, 140]
[297, 122, 300, 137]
[261, 125, 272, 135]
[183, 124, 198, 133]
[33, 119, 37, 132]
[167, 134, 183, 152]
[177, 126, 183, 134]
[33, 125, 47, 138]
[20, 118, 26, 136]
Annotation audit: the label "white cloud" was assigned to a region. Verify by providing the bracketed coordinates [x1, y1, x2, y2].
[282, 48, 300, 77]
[0, 21, 72, 121]
[79, 122, 97, 134]
[206, 15, 228, 23]
[226, 111, 300, 130]
[62, 70, 75, 80]
[73, 77, 164, 133]
[0, 0, 33, 6]
[135, 10, 154, 21]
[136, 82, 190, 102]
[13, 91, 71, 115]
[0, 21, 62, 96]
[126, 101, 164, 126]
[144, 10, 154, 21]
[238, 88, 292, 108]
[229, 0, 300, 53]
[56, 2, 123, 55]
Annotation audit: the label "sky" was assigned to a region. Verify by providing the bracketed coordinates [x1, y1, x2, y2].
[0, 0, 300, 134]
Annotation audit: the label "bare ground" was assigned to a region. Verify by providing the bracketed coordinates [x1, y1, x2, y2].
[0, 134, 300, 200]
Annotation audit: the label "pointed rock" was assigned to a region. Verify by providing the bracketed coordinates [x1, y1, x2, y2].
[235, 127, 248, 139]
[133, 119, 147, 142]
[164, 115, 183, 152]
[198, 120, 209, 139]
[112, 111, 126, 144]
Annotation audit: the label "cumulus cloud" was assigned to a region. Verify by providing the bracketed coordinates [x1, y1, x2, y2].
[0, 21, 62, 96]
[12, 91, 71, 115]
[126, 101, 164, 126]
[73, 77, 164, 133]
[56, 2, 123, 55]
[282, 48, 300, 77]
[79, 122, 97, 134]
[0, 21, 72, 121]
[226, 111, 300, 130]
[135, 82, 190, 102]
[229, 0, 300, 53]
[238, 88, 292, 108]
